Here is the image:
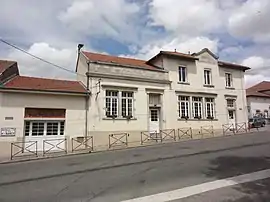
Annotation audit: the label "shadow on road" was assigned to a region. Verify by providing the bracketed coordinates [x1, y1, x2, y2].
[205, 156, 270, 202]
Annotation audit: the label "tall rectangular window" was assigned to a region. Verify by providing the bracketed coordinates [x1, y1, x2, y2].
[225, 73, 232, 87]
[227, 99, 235, 108]
[204, 69, 212, 85]
[179, 66, 187, 82]
[178, 96, 189, 118]
[105, 90, 118, 117]
[122, 92, 133, 117]
[205, 98, 214, 119]
[192, 97, 202, 118]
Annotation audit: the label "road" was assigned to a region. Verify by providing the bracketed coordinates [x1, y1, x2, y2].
[0, 131, 270, 202]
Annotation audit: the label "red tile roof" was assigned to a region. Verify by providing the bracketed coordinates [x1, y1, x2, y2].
[83, 51, 161, 71]
[2, 76, 87, 94]
[218, 61, 250, 71]
[0, 60, 17, 74]
[160, 51, 198, 60]
[246, 81, 270, 98]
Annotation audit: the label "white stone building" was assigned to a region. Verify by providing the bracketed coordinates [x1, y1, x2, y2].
[77, 48, 250, 147]
[246, 81, 270, 119]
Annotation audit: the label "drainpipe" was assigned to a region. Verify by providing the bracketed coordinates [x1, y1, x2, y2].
[85, 61, 90, 139]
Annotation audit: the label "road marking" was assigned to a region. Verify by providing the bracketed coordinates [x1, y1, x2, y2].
[121, 169, 270, 202]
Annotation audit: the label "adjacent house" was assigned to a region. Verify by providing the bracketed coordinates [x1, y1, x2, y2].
[0, 60, 87, 157]
[76, 48, 250, 147]
[246, 81, 270, 118]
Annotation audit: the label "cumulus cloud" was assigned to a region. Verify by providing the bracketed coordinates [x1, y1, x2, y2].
[228, 0, 270, 42]
[7, 43, 77, 80]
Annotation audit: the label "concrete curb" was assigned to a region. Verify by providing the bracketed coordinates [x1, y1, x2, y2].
[0, 139, 269, 187]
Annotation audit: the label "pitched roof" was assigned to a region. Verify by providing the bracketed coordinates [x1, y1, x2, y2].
[147, 51, 198, 63]
[218, 61, 250, 71]
[246, 81, 270, 98]
[192, 48, 219, 59]
[0, 60, 17, 74]
[82, 51, 160, 71]
[2, 76, 87, 94]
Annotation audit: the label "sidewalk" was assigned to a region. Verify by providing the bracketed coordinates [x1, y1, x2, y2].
[0, 131, 270, 186]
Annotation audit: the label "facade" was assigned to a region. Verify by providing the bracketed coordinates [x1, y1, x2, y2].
[0, 60, 87, 157]
[77, 48, 250, 147]
[246, 81, 270, 118]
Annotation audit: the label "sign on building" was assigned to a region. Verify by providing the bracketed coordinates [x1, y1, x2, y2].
[0, 127, 16, 137]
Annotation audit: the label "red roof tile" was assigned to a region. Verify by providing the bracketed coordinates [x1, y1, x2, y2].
[3, 76, 87, 94]
[0, 60, 16, 74]
[218, 61, 250, 71]
[83, 51, 160, 71]
[246, 81, 270, 98]
[160, 51, 198, 60]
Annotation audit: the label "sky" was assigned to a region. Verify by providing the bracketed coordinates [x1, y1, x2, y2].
[1, 0, 270, 87]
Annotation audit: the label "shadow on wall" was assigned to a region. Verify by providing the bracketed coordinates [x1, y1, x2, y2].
[204, 156, 270, 202]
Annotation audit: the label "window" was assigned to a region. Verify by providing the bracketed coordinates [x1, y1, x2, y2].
[179, 66, 187, 82]
[225, 73, 232, 87]
[122, 92, 133, 117]
[150, 110, 158, 121]
[105, 90, 134, 118]
[192, 97, 202, 118]
[227, 99, 235, 108]
[205, 98, 214, 119]
[31, 122, 45, 136]
[105, 90, 118, 117]
[204, 69, 212, 85]
[178, 96, 189, 118]
[228, 110, 234, 119]
[24, 121, 65, 136]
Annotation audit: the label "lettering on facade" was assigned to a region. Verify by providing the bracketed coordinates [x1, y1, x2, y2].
[0, 127, 16, 137]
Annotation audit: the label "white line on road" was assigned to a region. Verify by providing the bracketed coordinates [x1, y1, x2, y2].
[121, 169, 270, 202]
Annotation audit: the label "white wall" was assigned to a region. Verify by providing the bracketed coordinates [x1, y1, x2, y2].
[247, 96, 270, 117]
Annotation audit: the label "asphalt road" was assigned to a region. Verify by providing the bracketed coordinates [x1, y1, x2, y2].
[1, 131, 270, 202]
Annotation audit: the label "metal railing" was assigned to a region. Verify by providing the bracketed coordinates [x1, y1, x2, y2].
[140, 131, 162, 144]
[43, 138, 67, 156]
[178, 127, 193, 139]
[11, 141, 38, 160]
[160, 129, 176, 142]
[108, 133, 129, 148]
[235, 122, 248, 133]
[200, 125, 214, 137]
[71, 136, 93, 152]
[222, 124, 235, 136]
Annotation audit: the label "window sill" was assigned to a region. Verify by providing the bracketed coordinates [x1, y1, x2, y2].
[178, 82, 190, 85]
[225, 87, 235, 90]
[203, 84, 215, 88]
[103, 117, 137, 121]
[178, 118, 218, 121]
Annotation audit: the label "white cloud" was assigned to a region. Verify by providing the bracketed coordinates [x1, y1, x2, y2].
[124, 36, 219, 60]
[7, 43, 77, 80]
[148, 0, 223, 36]
[228, 0, 270, 42]
[59, 0, 140, 43]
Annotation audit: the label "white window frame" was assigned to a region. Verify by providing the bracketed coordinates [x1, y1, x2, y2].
[121, 91, 134, 118]
[204, 69, 212, 85]
[24, 121, 65, 136]
[227, 99, 235, 108]
[225, 73, 233, 87]
[105, 90, 119, 118]
[205, 98, 215, 119]
[178, 96, 189, 118]
[179, 66, 187, 83]
[192, 97, 203, 119]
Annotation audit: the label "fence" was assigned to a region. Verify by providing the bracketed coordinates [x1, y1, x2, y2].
[108, 133, 129, 148]
[222, 124, 235, 136]
[140, 131, 162, 144]
[71, 136, 94, 152]
[11, 141, 38, 160]
[200, 125, 214, 137]
[160, 129, 176, 142]
[43, 138, 67, 156]
[235, 122, 248, 133]
[178, 127, 193, 139]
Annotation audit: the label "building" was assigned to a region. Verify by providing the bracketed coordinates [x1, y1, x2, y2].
[246, 81, 270, 118]
[76, 48, 250, 147]
[0, 60, 87, 157]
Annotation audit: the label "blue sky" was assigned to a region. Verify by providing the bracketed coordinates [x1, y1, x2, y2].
[0, 0, 270, 87]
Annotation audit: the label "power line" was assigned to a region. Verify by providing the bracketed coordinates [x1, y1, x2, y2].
[0, 38, 86, 77]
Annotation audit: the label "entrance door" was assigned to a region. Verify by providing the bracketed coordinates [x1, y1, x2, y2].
[228, 110, 236, 126]
[149, 109, 160, 134]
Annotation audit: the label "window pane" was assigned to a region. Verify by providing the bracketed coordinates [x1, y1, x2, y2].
[122, 98, 127, 117]
[24, 121, 30, 136]
[46, 122, 59, 136]
[32, 122, 44, 136]
[179, 67, 186, 82]
[60, 122, 65, 135]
